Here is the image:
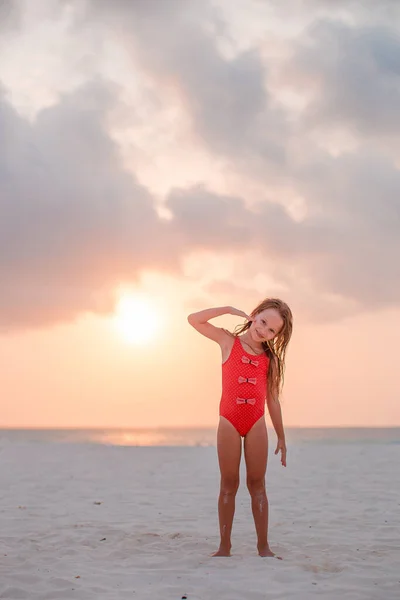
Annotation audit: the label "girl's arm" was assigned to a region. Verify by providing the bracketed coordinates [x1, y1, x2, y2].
[266, 365, 287, 466]
[267, 396, 285, 440]
[187, 306, 249, 344]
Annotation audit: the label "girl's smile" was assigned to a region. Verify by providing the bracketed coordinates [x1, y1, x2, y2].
[249, 308, 284, 344]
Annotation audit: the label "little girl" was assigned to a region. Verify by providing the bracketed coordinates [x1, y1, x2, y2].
[188, 298, 293, 557]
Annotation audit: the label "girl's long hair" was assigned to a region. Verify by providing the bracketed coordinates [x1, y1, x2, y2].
[234, 298, 293, 403]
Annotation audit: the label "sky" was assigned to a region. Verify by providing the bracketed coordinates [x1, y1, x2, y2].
[1, 0, 399, 429]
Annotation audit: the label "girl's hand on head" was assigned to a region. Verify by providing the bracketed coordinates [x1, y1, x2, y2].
[229, 307, 251, 320]
[275, 438, 287, 467]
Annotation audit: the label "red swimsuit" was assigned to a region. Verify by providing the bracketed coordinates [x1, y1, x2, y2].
[219, 336, 270, 437]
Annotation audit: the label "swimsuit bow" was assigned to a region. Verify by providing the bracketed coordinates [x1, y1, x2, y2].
[238, 376, 257, 385]
[241, 356, 259, 367]
[236, 397, 256, 405]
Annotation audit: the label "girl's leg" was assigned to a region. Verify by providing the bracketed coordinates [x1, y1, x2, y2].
[212, 416, 242, 557]
[243, 417, 275, 557]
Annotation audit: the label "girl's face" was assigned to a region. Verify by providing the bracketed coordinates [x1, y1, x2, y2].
[249, 308, 283, 343]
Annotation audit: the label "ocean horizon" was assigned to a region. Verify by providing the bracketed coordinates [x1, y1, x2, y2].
[1, 426, 399, 447]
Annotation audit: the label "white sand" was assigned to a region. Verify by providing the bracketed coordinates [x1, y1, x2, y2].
[1, 438, 399, 600]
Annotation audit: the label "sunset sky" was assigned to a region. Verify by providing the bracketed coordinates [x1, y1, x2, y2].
[1, 0, 399, 429]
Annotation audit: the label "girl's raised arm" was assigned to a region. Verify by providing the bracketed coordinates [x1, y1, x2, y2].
[187, 306, 249, 344]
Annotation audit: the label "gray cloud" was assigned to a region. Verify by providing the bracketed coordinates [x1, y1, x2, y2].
[257, 0, 400, 20]
[1, 0, 400, 330]
[0, 80, 178, 329]
[0, 0, 20, 32]
[1, 76, 400, 330]
[166, 157, 400, 308]
[80, 0, 287, 167]
[285, 19, 400, 138]
[295, 151, 400, 302]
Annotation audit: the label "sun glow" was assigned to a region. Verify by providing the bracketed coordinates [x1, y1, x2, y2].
[112, 293, 161, 345]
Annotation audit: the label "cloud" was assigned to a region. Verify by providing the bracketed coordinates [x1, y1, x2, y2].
[81, 0, 287, 168]
[295, 151, 400, 301]
[1, 0, 400, 331]
[256, 0, 400, 21]
[284, 19, 400, 139]
[0, 0, 20, 32]
[167, 162, 400, 311]
[0, 80, 178, 329]
[1, 76, 400, 331]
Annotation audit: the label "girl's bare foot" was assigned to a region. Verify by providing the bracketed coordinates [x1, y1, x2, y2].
[258, 545, 282, 559]
[211, 546, 231, 557]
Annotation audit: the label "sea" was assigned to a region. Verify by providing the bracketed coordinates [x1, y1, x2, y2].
[0, 427, 399, 447]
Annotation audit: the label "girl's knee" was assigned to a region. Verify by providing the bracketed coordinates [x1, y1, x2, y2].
[246, 477, 265, 497]
[220, 476, 240, 496]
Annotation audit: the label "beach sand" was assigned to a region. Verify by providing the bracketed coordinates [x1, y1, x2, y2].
[1, 437, 399, 599]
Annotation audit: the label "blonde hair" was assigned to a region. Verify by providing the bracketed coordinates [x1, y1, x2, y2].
[234, 298, 293, 403]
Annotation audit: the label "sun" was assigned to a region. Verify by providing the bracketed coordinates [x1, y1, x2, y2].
[112, 293, 160, 345]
